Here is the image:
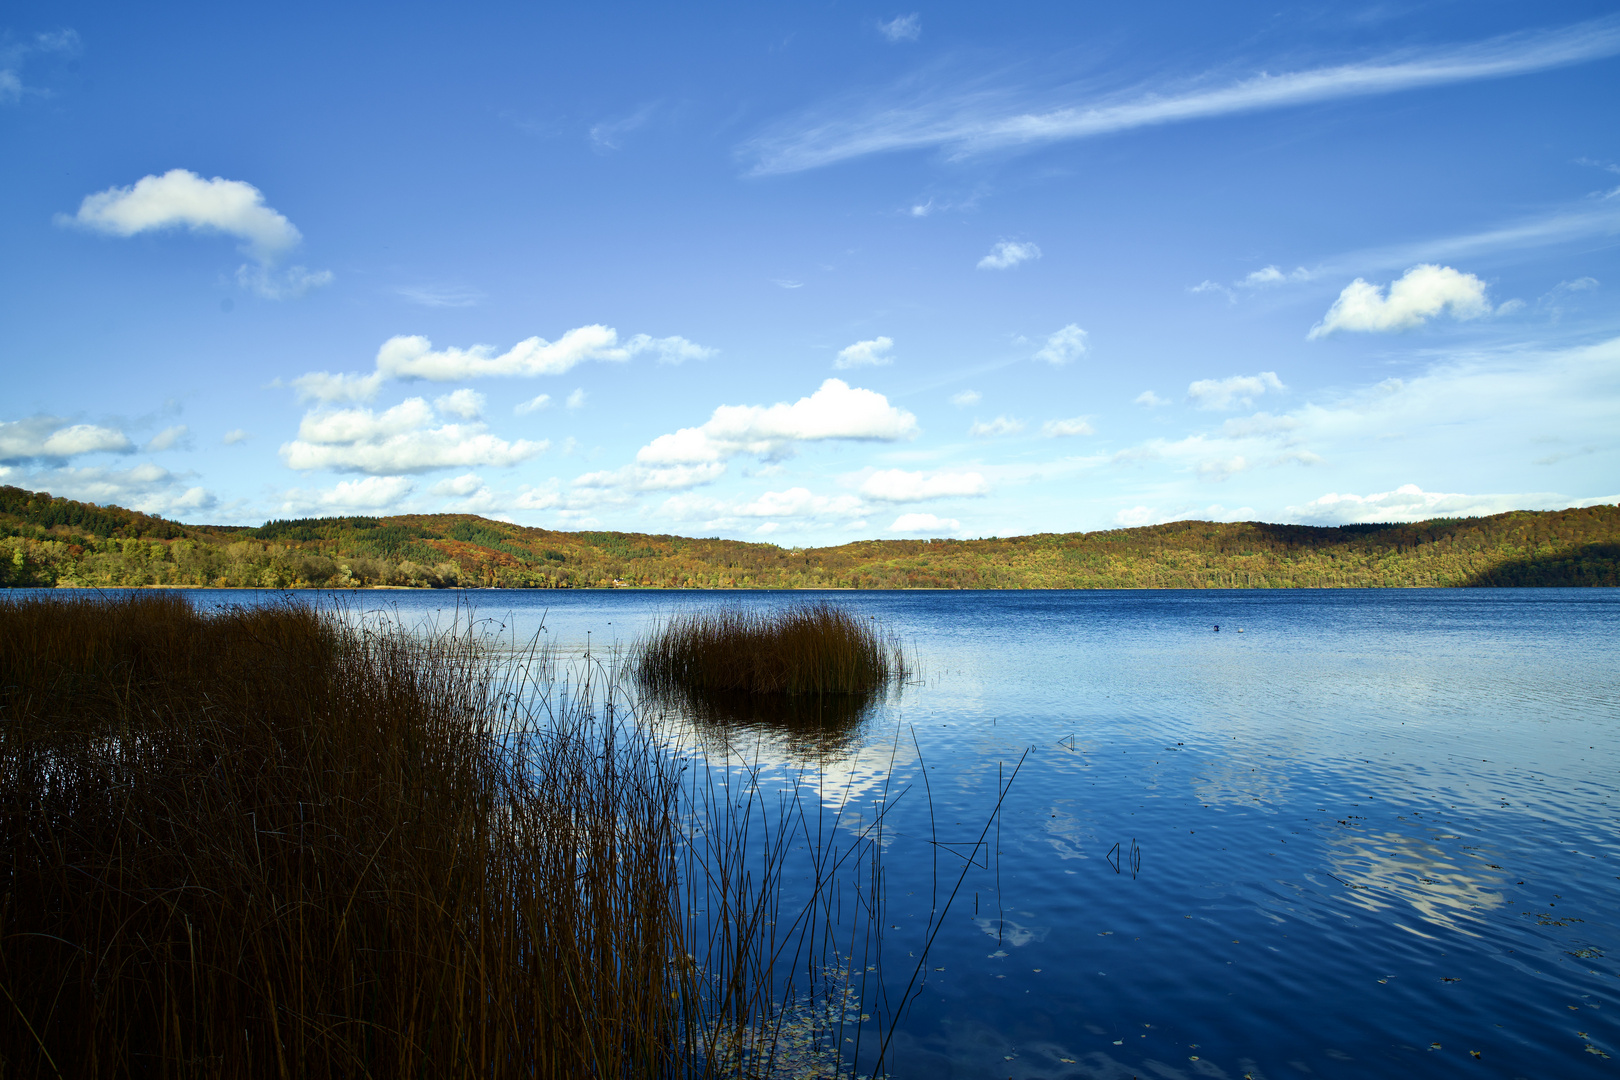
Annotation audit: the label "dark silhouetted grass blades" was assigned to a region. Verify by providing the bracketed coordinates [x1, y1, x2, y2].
[633, 604, 907, 699]
[0, 591, 839, 1078]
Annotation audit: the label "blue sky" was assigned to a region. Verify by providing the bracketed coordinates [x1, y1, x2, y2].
[3, 1, 1617, 541]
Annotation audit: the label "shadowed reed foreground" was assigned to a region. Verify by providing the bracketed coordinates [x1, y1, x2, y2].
[0, 592, 889, 1078]
[632, 604, 907, 699]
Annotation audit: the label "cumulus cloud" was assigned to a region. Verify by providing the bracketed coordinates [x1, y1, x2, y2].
[835, 336, 895, 369]
[635, 378, 918, 472]
[1, 416, 134, 462]
[877, 14, 921, 42]
[65, 169, 304, 256]
[630, 333, 715, 365]
[1287, 483, 1563, 524]
[968, 415, 1024, 437]
[290, 326, 711, 402]
[279, 476, 415, 514]
[566, 388, 587, 410]
[222, 429, 250, 445]
[978, 240, 1041, 270]
[1186, 371, 1285, 410]
[289, 370, 387, 404]
[1034, 324, 1087, 365]
[860, 468, 989, 501]
[143, 425, 190, 452]
[434, 389, 485, 420]
[1041, 417, 1094, 437]
[514, 393, 551, 415]
[279, 397, 547, 474]
[1134, 390, 1169, 407]
[736, 488, 866, 518]
[1309, 264, 1491, 338]
[61, 168, 332, 299]
[889, 512, 959, 534]
[430, 473, 486, 498]
[576, 462, 730, 493]
[950, 389, 982, 407]
[2, 461, 215, 517]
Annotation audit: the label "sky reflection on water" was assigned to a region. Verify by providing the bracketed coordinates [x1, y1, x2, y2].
[174, 586, 1618, 1077]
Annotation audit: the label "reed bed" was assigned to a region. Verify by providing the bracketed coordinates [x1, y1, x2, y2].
[632, 604, 906, 699]
[0, 591, 890, 1079]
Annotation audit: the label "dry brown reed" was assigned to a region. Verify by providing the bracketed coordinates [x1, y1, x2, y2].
[0, 590, 849, 1079]
[632, 604, 906, 699]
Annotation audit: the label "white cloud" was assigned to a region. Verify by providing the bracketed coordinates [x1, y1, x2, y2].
[1186, 371, 1285, 411]
[514, 394, 551, 415]
[835, 336, 895, 369]
[65, 169, 301, 260]
[860, 468, 989, 501]
[144, 425, 189, 452]
[1309, 264, 1491, 337]
[950, 389, 982, 407]
[566, 388, 587, 410]
[629, 333, 716, 364]
[977, 240, 1042, 270]
[877, 14, 921, 42]
[280, 476, 415, 514]
[1114, 506, 1158, 527]
[61, 168, 333, 300]
[279, 397, 547, 474]
[736, 487, 866, 518]
[434, 389, 485, 420]
[577, 462, 730, 493]
[1, 416, 134, 462]
[889, 512, 959, 534]
[742, 18, 1620, 175]
[1243, 264, 1312, 287]
[3, 461, 215, 517]
[291, 325, 710, 401]
[430, 473, 486, 497]
[237, 264, 334, 300]
[1197, 455, 1250, 482]
[772, 278, 805, 289]
[289, 370, 385, 405]
[222, 429, 249, 445]
[1041, 417, 1094, 437]
[968, 415, 1024, 437]
[1034, 324, 1087, 365]
[635, 378, 918, 476]
[376, 326, 626, 380]
[1135, 390, 1169, 407]
[1287, 483, 1570, 525]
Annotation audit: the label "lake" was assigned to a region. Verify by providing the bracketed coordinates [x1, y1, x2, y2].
[179, 587, 1619, 1078]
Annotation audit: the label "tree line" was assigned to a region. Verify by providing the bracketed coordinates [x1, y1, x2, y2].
[3, 484, 1616, 590]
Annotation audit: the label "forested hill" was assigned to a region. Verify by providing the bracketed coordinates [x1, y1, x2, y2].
[2, 485, 1616, 589]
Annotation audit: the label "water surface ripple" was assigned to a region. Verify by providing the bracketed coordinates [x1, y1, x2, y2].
[178, 587, 1618, 1078]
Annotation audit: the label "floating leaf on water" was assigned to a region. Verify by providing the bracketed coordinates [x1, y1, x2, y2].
[1429, 1042, 1442, 1050]
[1470, 1050, 1482, 1059]
[1587, 1045, 1612, 1059]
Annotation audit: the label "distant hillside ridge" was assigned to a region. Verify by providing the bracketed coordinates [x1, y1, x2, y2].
[3, 485, 1617, 589]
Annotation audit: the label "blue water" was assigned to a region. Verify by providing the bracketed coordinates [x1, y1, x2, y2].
[176, 588, 1620, 1077]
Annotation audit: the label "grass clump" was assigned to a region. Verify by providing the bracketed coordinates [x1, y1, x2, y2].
[632, 603, 906, 699]
[0, 591, 692, 1078]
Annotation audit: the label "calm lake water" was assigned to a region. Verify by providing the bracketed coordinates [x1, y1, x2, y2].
[178, 587, 1618, 1078]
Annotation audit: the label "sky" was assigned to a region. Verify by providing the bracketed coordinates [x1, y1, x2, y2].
[2, 1, 1617, 543]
